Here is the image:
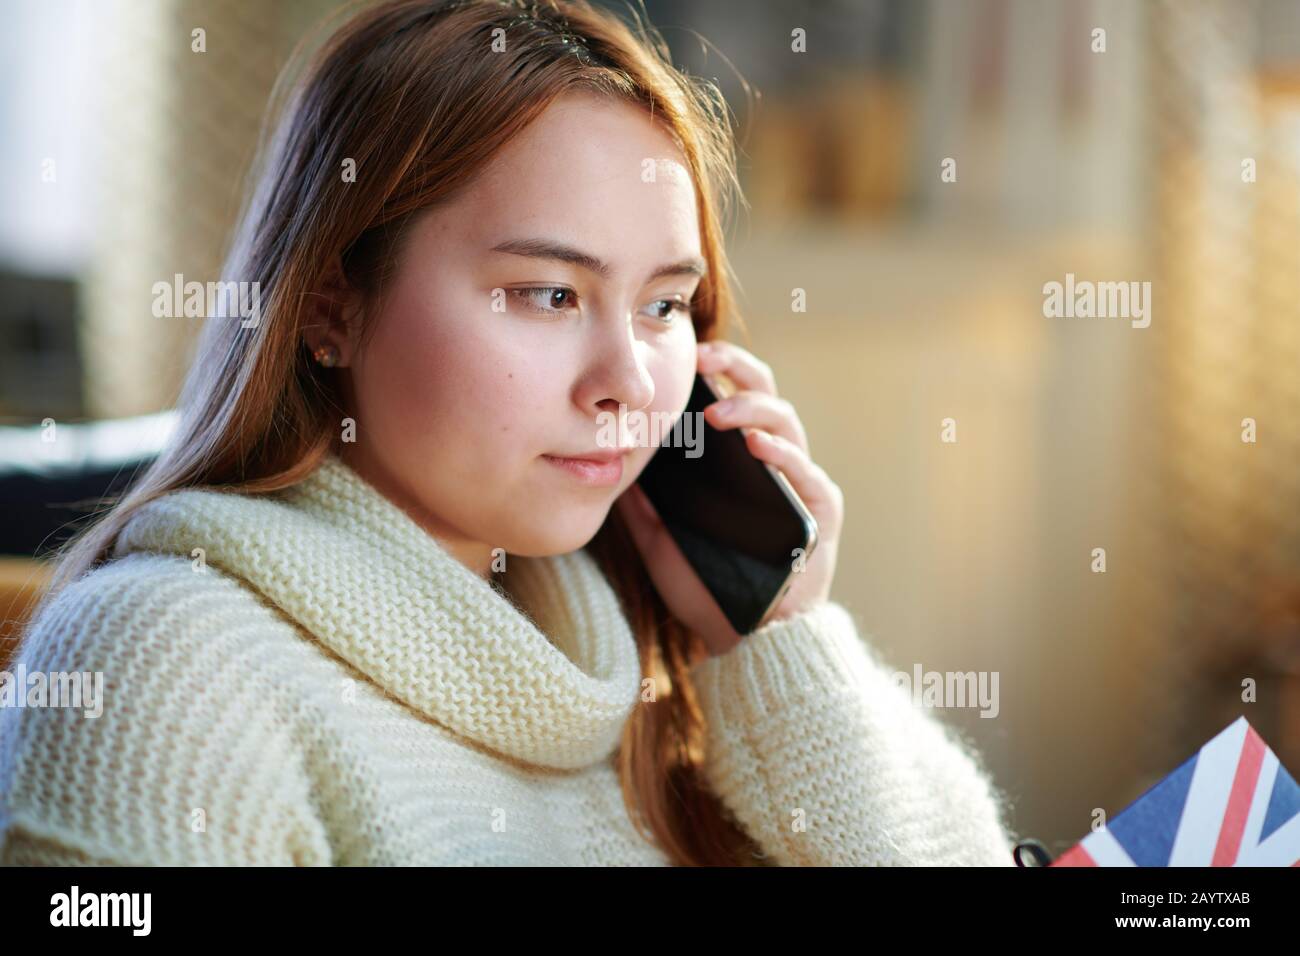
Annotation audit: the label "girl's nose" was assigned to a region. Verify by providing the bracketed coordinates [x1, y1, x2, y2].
[583, 319, 655, 414]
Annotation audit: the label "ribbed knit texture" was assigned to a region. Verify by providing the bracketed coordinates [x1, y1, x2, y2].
[0, 453, 1017, 865]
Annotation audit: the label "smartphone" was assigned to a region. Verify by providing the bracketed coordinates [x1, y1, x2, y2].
[636, 372, 819, 636]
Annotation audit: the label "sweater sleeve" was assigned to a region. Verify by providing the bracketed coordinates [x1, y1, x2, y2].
[0, 555, 333, 867]
[688, 601, 1018, 866]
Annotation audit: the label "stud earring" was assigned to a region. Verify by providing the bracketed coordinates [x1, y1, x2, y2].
[313, 344, 339, 368]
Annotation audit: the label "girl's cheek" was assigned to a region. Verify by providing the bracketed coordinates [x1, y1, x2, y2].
[649, 335, 697, 415]
[352, 308, 464, 443]
[404, 323, 554, 449]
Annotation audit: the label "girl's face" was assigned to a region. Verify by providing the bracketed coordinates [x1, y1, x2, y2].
[337, 92, 703, 574]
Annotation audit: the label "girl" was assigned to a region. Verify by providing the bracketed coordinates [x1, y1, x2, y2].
[0, 0, 1017, 866]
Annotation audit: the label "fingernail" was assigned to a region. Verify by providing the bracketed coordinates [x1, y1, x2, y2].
[710, 399, 733, 419]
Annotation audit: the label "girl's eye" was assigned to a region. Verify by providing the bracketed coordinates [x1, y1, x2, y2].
[507, 287, 690, 325]
[509, 286, 579, 314]
[642, 297, 692, 326]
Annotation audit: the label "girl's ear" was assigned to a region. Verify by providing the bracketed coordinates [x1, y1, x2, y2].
[303, 256, 364, 368]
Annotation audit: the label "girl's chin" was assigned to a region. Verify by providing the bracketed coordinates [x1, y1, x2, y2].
[497, 512, 610, 558]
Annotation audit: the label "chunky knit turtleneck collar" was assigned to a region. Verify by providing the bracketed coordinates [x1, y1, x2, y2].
[112, 453, 644, 770]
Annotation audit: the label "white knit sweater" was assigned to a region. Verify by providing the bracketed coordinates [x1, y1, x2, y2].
[0, 454, 1017, 865]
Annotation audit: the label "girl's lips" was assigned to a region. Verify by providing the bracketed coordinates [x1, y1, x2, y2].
[541, 453, 625, 487]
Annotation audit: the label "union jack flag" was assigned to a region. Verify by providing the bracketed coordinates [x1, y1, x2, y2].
[1052, 716, 1300, 867]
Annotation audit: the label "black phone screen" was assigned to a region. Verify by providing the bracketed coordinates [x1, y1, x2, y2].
[636, 373, 817, 636]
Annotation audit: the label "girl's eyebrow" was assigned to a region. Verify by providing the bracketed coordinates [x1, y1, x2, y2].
[490, 237, 708, 282]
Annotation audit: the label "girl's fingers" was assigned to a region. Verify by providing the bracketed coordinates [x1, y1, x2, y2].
[743, 428, 843, 519]
[697, 340, 778, 397]
[704, 389, 808, 453]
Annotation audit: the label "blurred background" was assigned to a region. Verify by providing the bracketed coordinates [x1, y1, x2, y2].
[1, 0, 1298, 857]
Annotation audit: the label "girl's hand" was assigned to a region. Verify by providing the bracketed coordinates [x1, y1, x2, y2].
[615, 340, 844, 660]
